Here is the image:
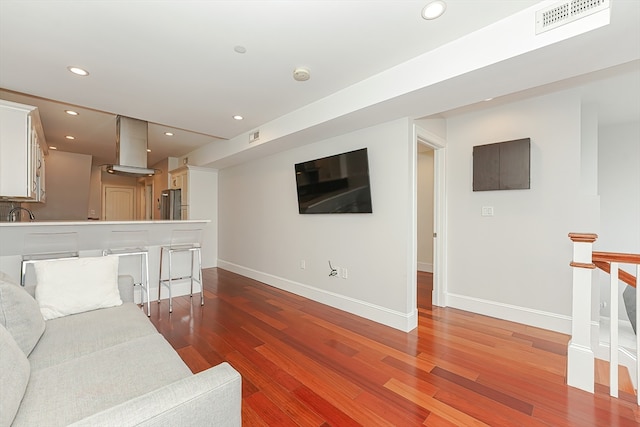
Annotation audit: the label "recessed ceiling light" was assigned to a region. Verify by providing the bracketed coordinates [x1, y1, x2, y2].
[65, 110, 79, 116]
[422, 1, 446, 20]
[146, 148, 151, 152]
[49, 146, 57, 150]
[484, 97, 494, 102]
[234, 45, 247, 54]
[164, 132, 174, 136]
[67, 66, 89, 76]
[233, 115, 243, 120]
[65, 135, 75, 140]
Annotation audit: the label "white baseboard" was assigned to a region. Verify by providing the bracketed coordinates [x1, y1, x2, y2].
[447, 292, 572, 334]
[417, 262, 433, 273]
[218, 259, 418, 332]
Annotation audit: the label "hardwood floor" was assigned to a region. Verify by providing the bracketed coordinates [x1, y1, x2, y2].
[149, 268, 639, 426]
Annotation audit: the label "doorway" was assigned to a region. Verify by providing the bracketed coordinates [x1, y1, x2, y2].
[102, 185, 135, 220]
[417, 144, 434, 309]
[415, 125, 446, 309]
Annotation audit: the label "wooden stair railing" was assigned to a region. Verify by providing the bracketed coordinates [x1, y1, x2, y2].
[568, 233, 640, 405]
[593, 251, 640, 288]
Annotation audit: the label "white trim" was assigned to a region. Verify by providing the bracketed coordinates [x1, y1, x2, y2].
[218, 259, 418, 332]
[447, 292, 572, 334]
[416, 128, 446, 148]
[568, 339, 595, 393]
[408, 123, 418, 332]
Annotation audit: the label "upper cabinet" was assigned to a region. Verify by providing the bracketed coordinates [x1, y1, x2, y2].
[0, 100, 47, 202]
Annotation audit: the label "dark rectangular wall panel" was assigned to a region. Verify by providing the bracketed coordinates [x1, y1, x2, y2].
[473, 138, 530, 191]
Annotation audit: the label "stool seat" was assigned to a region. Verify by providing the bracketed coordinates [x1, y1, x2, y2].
[158, 229, 204, 313]
[21, 232, 79, 287]
[102, 230, 151, 316]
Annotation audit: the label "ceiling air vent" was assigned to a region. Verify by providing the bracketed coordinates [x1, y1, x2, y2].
[535, 0, 610, 34]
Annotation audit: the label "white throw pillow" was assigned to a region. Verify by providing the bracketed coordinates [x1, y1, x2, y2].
[34, 256, 122, 320]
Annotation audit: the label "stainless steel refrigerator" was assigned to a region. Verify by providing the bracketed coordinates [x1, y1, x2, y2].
[160, 189, 181, 220]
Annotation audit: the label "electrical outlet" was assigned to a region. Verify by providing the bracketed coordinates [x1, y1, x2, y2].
[300, 260, 306, 270]
[481, 206, 494, 216]
[341, 268, 348, 279]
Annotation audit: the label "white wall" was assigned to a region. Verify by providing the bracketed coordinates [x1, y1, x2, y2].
[445, 90, 599, 333]
[597, 121, 640, 319]
[217, 118, 417, 331]
[185, 166, 218, 269]
[417, 149, 434, 272]
[28, 151, 92, 220]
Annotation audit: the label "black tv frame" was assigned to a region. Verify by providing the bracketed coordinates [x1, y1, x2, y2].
[294, 148, 373, 214]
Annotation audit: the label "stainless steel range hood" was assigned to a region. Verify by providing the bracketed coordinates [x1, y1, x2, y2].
[105, 115, 155, 176]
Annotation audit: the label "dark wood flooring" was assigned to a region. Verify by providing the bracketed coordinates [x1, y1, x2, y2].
[149, 268, 639, 426]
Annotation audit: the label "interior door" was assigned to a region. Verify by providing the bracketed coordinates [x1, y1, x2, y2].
[103, 185, 135, 220]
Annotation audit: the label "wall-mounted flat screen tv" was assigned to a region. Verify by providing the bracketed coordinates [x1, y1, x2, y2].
[473, 138, 530, 191]
[295, 148, 373, 214]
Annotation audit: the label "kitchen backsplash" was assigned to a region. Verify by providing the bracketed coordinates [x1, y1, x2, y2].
[0, 201, 19, 221]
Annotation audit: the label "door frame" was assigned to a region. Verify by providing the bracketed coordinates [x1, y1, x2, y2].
[415, 125, 447, 308]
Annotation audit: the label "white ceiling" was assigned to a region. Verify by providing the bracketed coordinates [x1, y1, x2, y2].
[0, 1, 638, 167]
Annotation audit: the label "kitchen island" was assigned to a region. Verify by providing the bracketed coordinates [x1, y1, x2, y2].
[0, 219, 213, 302]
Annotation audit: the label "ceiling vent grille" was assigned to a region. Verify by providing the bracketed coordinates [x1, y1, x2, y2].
[535, 0, 610, 34]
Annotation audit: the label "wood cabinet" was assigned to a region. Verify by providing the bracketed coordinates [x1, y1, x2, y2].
[0, 100, 47, 202]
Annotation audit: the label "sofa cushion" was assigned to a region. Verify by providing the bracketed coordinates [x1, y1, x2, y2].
[0, 324, 31, 427]
[13, 334, 192, 427]
[0, 272, 45, 356]
[34, 255, 122, 320]
[28, 303, 158, 371]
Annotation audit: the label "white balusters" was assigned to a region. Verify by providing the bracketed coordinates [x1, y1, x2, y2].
[609, 262, 619, 398]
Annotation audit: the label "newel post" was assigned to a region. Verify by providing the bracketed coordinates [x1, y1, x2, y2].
[567, 232, 598, 393]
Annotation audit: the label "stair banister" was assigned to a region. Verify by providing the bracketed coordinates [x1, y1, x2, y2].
[569, 233, 640, 403]
[568, 232, 598, 393]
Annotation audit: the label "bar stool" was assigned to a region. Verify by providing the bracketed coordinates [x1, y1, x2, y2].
[21, 232, 79, 287]
[158, 228, 204, 313]
[102, 230, 151, 316]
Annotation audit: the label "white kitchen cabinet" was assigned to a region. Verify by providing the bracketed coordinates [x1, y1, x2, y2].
[0, 100, 47, 201]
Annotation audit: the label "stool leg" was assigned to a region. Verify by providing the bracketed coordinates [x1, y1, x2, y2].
[197, 248, 204, 306]
[190, 248, 194, 298]
[158, 247, 164, 304]
[143, 252, 150, 316]
[168, 249, 173, 313]
[20, 260, 28, 287]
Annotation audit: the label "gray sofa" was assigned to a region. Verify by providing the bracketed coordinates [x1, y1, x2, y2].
[0, 271, 241, 427]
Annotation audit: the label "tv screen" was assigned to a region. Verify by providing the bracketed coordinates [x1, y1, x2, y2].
[295, 148, 373, 214]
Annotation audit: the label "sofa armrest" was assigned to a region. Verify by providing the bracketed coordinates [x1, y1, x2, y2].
[68, 362, 241, 427]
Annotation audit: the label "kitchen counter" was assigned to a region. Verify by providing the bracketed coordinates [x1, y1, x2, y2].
[0, 219, 207, 227]
[0, 219, 214, 301]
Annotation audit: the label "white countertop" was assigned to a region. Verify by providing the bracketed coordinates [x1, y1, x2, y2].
[0, 219, 212, 257]
[0, 219, 209, 227]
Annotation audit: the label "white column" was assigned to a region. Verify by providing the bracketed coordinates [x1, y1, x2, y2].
[567, 233, 597, 393]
